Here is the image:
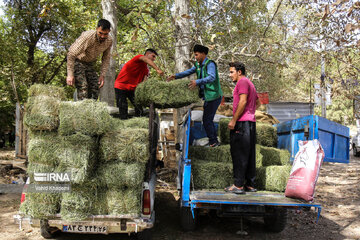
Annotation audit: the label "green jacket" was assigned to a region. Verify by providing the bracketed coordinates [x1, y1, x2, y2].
[194, 59, 223, 101]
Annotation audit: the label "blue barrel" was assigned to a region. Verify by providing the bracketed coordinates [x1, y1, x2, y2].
[276, 115, 350, 163]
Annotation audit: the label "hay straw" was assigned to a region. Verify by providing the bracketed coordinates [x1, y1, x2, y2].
[135, 78, 199, 108]
[58, 99, 113, 136]
[57, 133, 97, 184]
[218, 118, 278, 147]
[27, 131, 61, 166]
[189, 144, 263, 165]
[28, 84, 66, 99]
[259, 146, 291, 166]
[100, 128, 149, 163]
[60, 183, 98, 221]
[191, 159, 233, 189]
[21, 193, 61, 219]
[256, 165, 292, 192]
[91, 190, 108, 215]
[123, 117, 149, 129]
[24, 96, 61, 131]
[27, 162, 56, 182]
[107, 188, 141, 215]
[97, 161, 146, 189]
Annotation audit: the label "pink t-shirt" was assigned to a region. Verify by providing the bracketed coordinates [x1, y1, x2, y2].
[233, 76, 258, 122]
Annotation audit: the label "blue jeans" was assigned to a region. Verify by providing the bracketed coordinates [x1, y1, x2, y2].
[202, 96, 222, 145]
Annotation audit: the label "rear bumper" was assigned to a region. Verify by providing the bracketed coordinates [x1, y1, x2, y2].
[14, 212, 155, 234]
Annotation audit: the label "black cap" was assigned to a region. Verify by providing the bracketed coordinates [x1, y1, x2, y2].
[193, 44, 209, 55]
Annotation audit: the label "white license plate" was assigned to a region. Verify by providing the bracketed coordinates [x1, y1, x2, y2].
[62, 224, 108, 233]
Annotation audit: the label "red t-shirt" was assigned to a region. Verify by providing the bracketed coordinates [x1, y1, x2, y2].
[233, 76, 258, 122]
[114, 55, 149, 91]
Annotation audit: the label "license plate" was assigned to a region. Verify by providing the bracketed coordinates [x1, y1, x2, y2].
[62, 224, 108, 233]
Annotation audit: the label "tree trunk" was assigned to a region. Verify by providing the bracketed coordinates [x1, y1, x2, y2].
[175, 0, 191, 72]
[100, 0, 117, 107]
[174, 0, 192, 143]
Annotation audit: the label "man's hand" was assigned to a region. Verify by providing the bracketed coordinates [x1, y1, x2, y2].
[157, 69, 164, 76]
[188, 80, 197, 89]
[66, 76, 75, 87]
[98, 76, 105, 88]
[167, 75, 175, 82]
[228, 119, 236, 130]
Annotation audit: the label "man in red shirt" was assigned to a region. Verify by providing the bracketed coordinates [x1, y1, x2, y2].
[225, 62, 261, 194]
[114, 49, 164, 119]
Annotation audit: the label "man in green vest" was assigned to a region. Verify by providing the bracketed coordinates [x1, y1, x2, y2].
[167, 44, 223, 147]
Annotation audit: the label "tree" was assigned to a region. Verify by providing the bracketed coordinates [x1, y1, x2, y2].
[100, 0, 117, 106]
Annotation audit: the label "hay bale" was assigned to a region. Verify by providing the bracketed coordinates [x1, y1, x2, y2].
[256, 122, 278, 147]
[218, 118, 277, 147]
[27, 131, 61, 166]
[21, 193, 61, 219]
[97, 162, 146, 189]
[91, 190, 108, 215]
[189, 144, 263, 166]
[218, 118, 231, 144]
[24, 96, 62, 131]
[259, 146, 291, 166]
[256, 165, 292, 192]
[60, 184, 97, 221]
[123, 117, 149, 129]
[107, 188, 141, 215]
[28, 84, 66, 99]
[189, 145, 232, 162]
[191, 159, 233, 189]
[255, 144, 263, 167]
[100, 128, 149, 163]
[58, 99, 113, 136]
[57, 133, 97, 184]
[135, 78, 199, 108]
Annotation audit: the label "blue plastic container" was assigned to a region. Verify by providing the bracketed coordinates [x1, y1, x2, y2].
[276, 115, 350, 163]
[189, 121, 219, 145]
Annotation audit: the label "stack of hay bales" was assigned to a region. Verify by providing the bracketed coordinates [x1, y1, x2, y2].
[22, 84, 149, 220]
[98, 117, 149, 216]
[22, 84, 66, 218]
[135, 78, 199, 108]
[189, 118, 291, 192]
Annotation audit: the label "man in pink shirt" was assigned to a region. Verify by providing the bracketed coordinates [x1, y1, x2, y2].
[225, 62, 260, 194]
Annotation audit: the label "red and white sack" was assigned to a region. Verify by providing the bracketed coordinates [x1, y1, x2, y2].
[285, 139, 325, 201]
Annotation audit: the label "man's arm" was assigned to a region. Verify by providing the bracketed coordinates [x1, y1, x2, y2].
[167, 67, 196, 81]
[139, 56, 164, 75]
[256, 98, 261, 109]
[98, 43, 113, 89]
[228, 94, 247, 130]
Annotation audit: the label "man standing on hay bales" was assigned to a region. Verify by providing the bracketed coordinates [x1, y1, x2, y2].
[167, 44, 223, 147]
[66, 19, 113, 100]
[114, 49, 164, 119]
[225, 62, 260, 194]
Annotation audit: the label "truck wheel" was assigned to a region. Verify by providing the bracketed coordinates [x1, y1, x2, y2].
[180, 207, 196, 231]
[136, 229, 152, 240]
[263, 207, 287, 233]
[40, 219, 58, 239]
[353, 145, 359, 157]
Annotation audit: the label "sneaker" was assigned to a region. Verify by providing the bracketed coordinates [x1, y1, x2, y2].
[224, 185, 245, 194]
[209, 142, 220, 148]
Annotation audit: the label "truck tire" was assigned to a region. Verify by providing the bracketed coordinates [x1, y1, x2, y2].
[353, 145, 359, 157]
[263, 207, 287, 233]
[40, 220, 58, 239]
[180, 207, 196, 231]
[136, 229, 152, 240]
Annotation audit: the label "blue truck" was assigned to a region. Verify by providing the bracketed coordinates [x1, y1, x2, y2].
[176, 110, 349, 232]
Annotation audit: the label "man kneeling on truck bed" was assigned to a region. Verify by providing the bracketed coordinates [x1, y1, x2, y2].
[225, 62, 261, 194]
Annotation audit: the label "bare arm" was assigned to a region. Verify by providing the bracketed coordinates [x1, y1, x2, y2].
[228, 94, 247, 130]
[256, 98, 261, 110]
[139, 56, 164, 75]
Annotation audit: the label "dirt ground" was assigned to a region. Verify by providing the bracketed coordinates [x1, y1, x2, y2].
[0, 147, 359, 240]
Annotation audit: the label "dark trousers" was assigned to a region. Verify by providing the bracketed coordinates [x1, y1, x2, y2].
[230, 121, 256, 188]
[203, 96, 222, 145]
[115, 88, 143, 119]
